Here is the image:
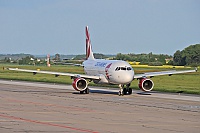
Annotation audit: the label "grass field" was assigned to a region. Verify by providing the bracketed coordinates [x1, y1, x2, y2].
[0, 64, 199, 94]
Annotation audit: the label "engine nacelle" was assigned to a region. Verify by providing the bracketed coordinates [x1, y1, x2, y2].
[72, 78, 88, 91]
[138, 78, 154, 92]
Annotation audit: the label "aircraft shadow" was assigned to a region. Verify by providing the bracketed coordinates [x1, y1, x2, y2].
[73, 90, 118, 95]
[90, 90, 118, 95]
[136, 92, 152, 95]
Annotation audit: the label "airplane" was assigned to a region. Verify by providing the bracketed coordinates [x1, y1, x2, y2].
[5, 26, 197, 96]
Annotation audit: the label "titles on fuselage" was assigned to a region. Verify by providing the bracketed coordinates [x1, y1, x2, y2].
[95, 62, 107, 67]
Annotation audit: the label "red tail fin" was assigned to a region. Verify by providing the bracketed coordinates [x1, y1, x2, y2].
[86, 26, 94, 60]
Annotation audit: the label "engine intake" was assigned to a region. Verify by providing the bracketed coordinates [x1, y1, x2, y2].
[138, 78, 154, 92]
[72, 78, 87, 91]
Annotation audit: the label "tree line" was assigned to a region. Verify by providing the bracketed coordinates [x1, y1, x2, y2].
[113, 53, 172, 66]
[113, 44, 200, 66]
[1, 44, 199, 66]
[173, 44, 200, 66]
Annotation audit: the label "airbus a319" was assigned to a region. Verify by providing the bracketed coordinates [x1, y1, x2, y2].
[6, 26, 197, 96]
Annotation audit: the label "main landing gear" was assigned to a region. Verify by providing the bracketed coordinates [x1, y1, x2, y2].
[80, 87, 90, 94]
[118, 84, 132, 96]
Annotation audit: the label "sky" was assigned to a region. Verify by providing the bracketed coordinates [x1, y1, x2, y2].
[0, 0, 200, 55]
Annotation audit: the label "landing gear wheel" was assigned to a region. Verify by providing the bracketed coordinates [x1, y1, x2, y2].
[85, 88, 89, 94]
[128, 88, 132, 95]
[123, 88, 127, 95]
[80, 88, 89, 94]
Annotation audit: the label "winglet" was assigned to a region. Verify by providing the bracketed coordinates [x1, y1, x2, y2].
[86, 26, 95, 60]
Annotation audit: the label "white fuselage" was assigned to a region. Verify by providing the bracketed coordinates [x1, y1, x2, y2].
[83, 59, 134, 85]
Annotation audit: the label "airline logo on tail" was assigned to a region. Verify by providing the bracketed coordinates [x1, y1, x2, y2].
[86, 26, 94, 60]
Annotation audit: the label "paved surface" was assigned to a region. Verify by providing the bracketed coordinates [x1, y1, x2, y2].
[0, 80, 199, 133]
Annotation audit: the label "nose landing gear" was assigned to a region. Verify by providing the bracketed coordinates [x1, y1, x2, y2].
[118, 84, 132, 96]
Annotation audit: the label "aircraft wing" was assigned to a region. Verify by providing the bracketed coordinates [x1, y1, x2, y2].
[134, 68, 197, 79]
[5, 68, 100, 80]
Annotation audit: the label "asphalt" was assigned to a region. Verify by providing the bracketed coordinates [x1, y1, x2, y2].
[0, 80, 199, 133]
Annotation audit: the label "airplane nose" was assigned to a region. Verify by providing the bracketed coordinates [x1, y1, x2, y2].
[118, 71, 134, 84]
[126, 71, 134, 83]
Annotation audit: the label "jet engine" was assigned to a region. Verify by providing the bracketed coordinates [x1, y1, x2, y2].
[138, 78, 154, 92]
[72, 78, 88, 91]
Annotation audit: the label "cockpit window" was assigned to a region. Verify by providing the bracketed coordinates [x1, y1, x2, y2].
[127, 67, 132, 70]
[115, 67, 120, 71]
[115, 67, 132, 71]
[121, 67, 126, 70]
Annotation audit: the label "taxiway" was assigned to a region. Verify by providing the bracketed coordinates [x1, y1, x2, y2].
[0, 80, 199, 133]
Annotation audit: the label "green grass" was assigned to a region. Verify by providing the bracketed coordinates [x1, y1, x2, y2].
[0, 64, 199, 94]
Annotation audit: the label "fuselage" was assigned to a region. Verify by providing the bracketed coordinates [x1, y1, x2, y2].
[83, 59, 134, 85]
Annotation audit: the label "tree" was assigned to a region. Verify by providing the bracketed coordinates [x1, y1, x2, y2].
[173, 44, 200, 66]
[4, 57, 11, 63]
[18, 56, 35, 65]
[181, 44, 200, 65]
[54, 53, 61, 62]
[173, 50, 186, 66]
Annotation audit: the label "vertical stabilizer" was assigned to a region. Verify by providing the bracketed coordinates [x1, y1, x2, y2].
[47, 54, 51, 67]
[86, 26, 95, 60]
